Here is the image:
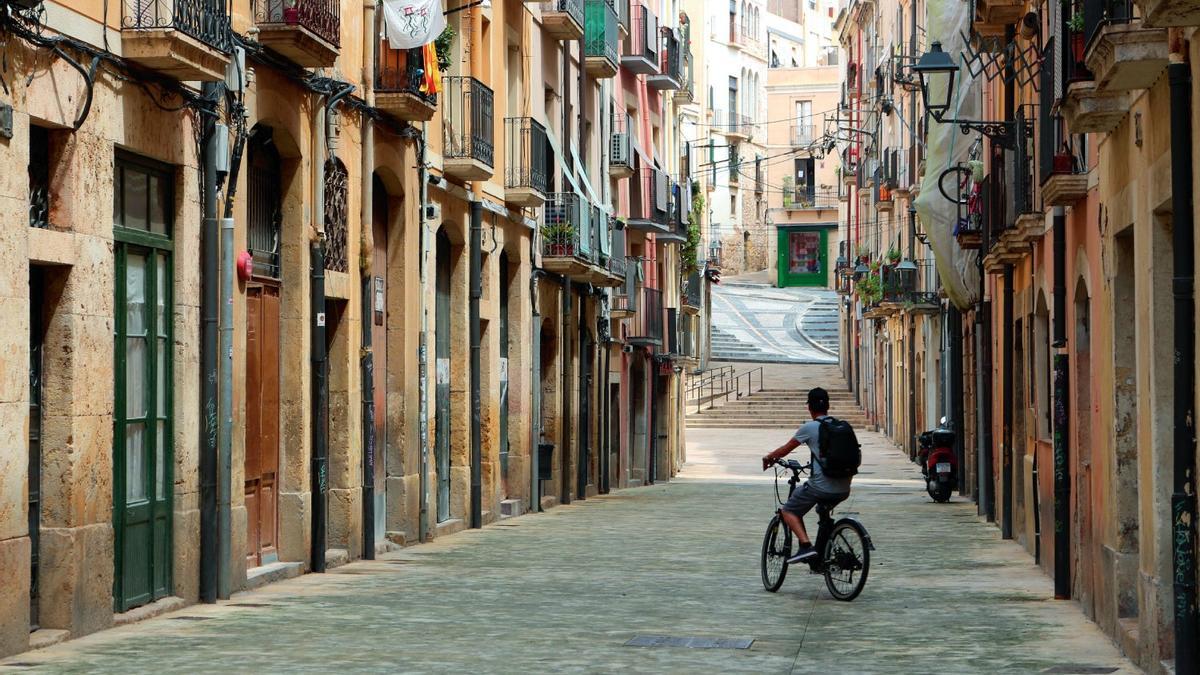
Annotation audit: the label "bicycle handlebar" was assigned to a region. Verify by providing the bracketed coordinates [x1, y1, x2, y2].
[773, 458, 810, 474]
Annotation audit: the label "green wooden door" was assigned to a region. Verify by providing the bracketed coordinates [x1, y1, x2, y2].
[776, 227, 829, 288]
[113, 155, 173, 612]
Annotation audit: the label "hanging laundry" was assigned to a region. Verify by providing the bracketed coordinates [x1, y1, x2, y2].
[381, 0, 446, 50]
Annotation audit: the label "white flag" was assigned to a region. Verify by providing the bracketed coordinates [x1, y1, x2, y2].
[381, 0, 446, 50]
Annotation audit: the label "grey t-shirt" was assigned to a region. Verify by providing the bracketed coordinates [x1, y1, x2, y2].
[793, 416, 853, 495]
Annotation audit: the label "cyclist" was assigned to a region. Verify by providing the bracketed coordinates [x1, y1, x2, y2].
[761, 387, 852, 564]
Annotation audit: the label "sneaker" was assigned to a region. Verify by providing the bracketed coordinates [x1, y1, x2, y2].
[786, 544, 818, 565]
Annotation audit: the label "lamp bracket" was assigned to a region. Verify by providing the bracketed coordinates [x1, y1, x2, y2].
[932, 115, 1034, 150]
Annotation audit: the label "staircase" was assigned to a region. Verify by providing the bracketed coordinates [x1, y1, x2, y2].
[709, 326, 772, 361]
[687, 386, 869, 430]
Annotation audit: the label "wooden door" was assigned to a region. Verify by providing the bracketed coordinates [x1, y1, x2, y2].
[435, 231, 452, 521]
[370, 183, 388, 542]
[114, 245, 173, 611]
[245, 284, 281, 566]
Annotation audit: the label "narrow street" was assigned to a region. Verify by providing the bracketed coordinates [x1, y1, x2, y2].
[2, 364, 1133, 674]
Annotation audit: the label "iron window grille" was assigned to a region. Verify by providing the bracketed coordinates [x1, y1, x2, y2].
[29, 125, 50, 229]
[323, 158, 349, 273]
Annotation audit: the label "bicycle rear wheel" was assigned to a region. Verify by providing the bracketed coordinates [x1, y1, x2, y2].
[760, 515, 793, 592]
[823, 521, 870, 601]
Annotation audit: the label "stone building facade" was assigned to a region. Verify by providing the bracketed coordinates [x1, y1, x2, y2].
[2, 0, 701, 657]
[835, 0, 1200, 669]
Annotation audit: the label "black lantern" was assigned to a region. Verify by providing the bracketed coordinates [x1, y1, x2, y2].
[895, 258, 918, 293]
[913, 42, 957, 121]
[853, 261, 869, 280]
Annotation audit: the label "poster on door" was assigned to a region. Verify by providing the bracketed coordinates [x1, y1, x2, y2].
[788, 231, 822, 275]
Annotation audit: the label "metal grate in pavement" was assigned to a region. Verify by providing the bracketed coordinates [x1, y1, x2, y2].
[169, 616, 212, 621]
[229, 603, 274, 608]
[1041, 667, 1119, 674]
[625, 635, 754, 649]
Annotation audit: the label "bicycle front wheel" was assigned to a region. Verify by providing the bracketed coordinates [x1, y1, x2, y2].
[823, 521, 870, 601]
[761, 515, 793, 592]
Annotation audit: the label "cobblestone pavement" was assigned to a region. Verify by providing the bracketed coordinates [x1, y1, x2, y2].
[3, 410, 1136, 673]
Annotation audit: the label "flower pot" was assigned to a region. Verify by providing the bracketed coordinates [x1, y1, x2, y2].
[1053, 153, 1073, 174]
[283, 7, 300, 24]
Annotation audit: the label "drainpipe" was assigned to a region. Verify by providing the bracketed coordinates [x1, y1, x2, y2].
[219, 212, 235, 597]
[1001, 264, 1014, 539]
[468, 3, 484, 529]
[470, 199, 483, 529]
[312, 84, 354, 574]
[530, 271, 542, 512]
[561, 285, 572, 503]
[199, 82, 220, 603]
[1168, 51, 1197, 673]
[1051, 203, 1069, 599]
[360, 0, 378, 559]
[417, 125, 431, 541]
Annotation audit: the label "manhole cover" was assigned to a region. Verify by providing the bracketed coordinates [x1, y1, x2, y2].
[625, 635, 754, 649]
[1042, 667, 1119, 674]
[169, 616, 212, 621]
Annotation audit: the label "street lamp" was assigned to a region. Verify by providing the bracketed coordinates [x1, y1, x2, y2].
[853, 260, 869, 280]
[912, 42, 956, 120]
[896, 258, 919, 293]
[914, 41, 1031, 150]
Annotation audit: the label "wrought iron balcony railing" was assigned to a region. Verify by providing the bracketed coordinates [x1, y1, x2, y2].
[376, 45, 435, 101]
[647, 26, 684, 89]
[443, 76, 495, 174]
[504, 117, 550, 201]
[714, 109, 754, 139]
[790, 124, 816, 147]
[256, 0, 340, 48]
[638, 287, 664, 343]
[122, 0, 233, 52]
[543, 193, 590, 258]
[540, 0, 585, 40]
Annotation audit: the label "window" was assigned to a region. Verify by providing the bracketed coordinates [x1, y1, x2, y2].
[114, 154, 173, 236]
[29, 126, 51, 229]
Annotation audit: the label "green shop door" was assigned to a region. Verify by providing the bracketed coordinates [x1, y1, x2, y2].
[113, 154, 174, 612]
[776, 227, 829, 288]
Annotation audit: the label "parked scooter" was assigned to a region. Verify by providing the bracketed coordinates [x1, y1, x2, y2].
[917, 418, 957, 503]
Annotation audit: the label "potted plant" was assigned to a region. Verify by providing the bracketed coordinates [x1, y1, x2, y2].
[887, 246, 901, 264]
[856, 274, 882, 305]
[435, 25, 456, 72]
[856, 243, 870, 264]
[542, 220, 576, 256]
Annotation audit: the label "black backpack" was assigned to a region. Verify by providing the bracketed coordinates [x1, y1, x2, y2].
[817, 417, 861, 478]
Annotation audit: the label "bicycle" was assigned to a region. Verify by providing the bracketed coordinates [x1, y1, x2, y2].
[760, 458, 874, 601]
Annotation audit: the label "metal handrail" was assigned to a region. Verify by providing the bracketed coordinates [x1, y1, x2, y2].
[734, 367, 764, 400]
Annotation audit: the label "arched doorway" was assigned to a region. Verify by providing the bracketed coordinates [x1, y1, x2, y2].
[435, 229, 453, 521]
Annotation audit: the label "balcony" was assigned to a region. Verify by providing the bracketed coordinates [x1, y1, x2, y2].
[443, 76, 495, 180]
[610, 111, 634, 178]
[1085, 23, 1168, 92]
[682, 271, 702, 315]
[375, 45, 437, 121]
[727, 147, 741, 187]
[255, 0, 339, 67]
[790, 125, 816, 147]
[783, 186, 839, 211]
[120, 0, 233, 80]
[658, 181, 690, 244]
[628, 287, 664, 347]
[504, 118, 550, 207]
[730, 29, 765, 59]
[647, 27, 684, 90]
[1062, 81, 1130, 133]
[715, 109, 753, 142]
[627, 167, 671, 235]
[585, 0, 620, 78]
[1140, 0, 1200, 26]
[540, 0, 585, 41]
[616, 0, 631, 37]
[673, 21, 695, 104]
[541, 195, 619, 285]
[622, 3, 660, 74]
[973, 0, 1025, 35]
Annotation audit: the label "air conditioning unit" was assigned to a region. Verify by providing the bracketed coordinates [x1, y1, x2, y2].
[610, 132, 630, 167]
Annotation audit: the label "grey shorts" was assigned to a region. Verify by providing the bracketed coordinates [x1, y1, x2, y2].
[782, 482, 848, 517]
